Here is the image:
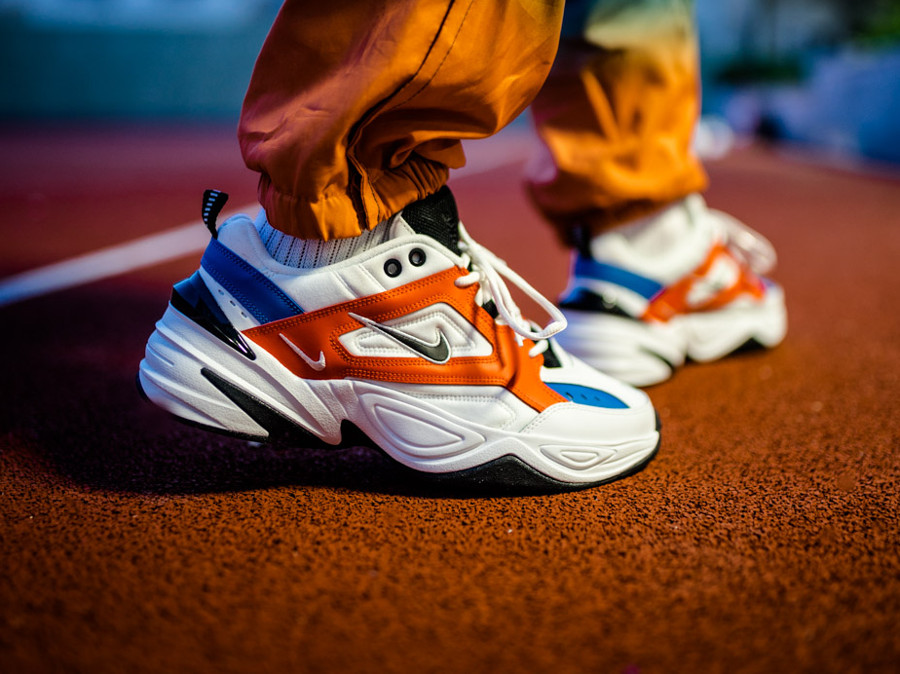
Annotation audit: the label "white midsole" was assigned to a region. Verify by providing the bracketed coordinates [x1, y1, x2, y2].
[139, 306, 659, 484]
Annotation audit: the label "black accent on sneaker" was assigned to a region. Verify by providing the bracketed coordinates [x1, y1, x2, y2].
[349, 313, 451, 364]
[638, 346, 676, 375]
[540, 339, 563, 369]
[201, 368, 328, 445]
[171, 272, 256, 360]
[138, 371, 373, 449]
[401, 185, 461, 255]
[137, 372, 661, 495]
[559, 287, 635, 320]
[481, 299, 499, 319]
[731, 337, 767, 356]
[417, 412, 661, 494]
[201, 189, 229, 238]
[683, 337, 767, 364]
[568, 226, 593, 258]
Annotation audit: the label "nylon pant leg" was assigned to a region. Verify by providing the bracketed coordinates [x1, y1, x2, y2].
[239, 0, 564, 240]
[526, 0, 708, 242]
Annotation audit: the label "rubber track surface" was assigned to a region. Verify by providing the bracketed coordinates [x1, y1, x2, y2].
[1, 125, 898, 673]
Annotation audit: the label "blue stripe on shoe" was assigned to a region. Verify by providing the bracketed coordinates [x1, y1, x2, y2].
[573, 257, 663, 300]
[546, 383, 629, 409]
[201, 238, 303, 324]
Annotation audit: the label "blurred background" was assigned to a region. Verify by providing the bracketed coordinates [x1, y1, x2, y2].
[0, 0, 898, 161]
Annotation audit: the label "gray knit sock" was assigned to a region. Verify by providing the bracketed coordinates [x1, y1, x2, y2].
[256, 214, 393, 268]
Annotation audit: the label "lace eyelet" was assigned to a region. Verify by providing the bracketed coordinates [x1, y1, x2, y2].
[408, 248, 426, 267]
[384, 258, 402, 278]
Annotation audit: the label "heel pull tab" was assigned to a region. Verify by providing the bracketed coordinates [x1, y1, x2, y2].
[202, 189, 229, 238]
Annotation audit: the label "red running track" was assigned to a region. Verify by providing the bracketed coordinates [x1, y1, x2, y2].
[1, 124, 899, 673]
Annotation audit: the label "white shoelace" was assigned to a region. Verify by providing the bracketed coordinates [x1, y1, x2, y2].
[714, 210, 778, 276]
[454, 223, 566, 357]
[682, 194, 777, 276]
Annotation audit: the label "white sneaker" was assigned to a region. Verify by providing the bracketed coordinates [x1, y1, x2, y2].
[556, 194, 787, 386]
[138, 187, 660, 490]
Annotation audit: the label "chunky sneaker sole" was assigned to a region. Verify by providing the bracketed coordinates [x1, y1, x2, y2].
[138, 188, 660, 490]
[556, 196, 787, 387]
[559, 280, 786, 386]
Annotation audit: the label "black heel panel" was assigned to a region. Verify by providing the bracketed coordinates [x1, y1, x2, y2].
[559, 287, 636, 320]
[171, 272, 256, 360]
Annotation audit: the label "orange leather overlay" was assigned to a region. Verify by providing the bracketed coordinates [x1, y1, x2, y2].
[242, 267, 566, 413]
[642, 243, 766, 323]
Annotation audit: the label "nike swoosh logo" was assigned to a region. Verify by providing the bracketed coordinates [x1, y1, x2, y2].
[349, 312, 451, 364]
[278, 333, 326, 371]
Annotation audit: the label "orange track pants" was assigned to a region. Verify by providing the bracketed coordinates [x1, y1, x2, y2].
[238, 0, 707, 243]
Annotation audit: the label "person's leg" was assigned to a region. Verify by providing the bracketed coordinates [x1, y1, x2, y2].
[530, 0, 786, 386]
[527, 0, 706, 237]
[137, 1, 661, 490]
[239, 0, 562, 240]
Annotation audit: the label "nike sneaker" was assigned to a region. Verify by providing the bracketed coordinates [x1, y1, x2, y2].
[137, 187, 660, 490]
[556, 194, 787, 387]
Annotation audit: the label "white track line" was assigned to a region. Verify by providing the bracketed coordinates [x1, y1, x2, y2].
[0, 208, 250, 308]
[0, 140, 532, 308]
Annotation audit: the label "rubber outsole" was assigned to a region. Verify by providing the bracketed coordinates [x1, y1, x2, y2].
[136, 374, 661, 495]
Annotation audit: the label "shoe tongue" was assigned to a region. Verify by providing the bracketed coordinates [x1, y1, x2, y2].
[398, 185, 461, 255]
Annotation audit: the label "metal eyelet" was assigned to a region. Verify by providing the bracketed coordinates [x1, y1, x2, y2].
[409, 248, 426, 267]
[384, 258, 402, 278]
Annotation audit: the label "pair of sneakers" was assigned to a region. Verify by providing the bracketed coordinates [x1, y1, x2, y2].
[138, 187, 785, 490]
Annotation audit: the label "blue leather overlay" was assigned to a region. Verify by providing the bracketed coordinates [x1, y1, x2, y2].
[573, 257, 663, 300]
[547, 383, 629, 409]
[201, 239, 302, 324]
